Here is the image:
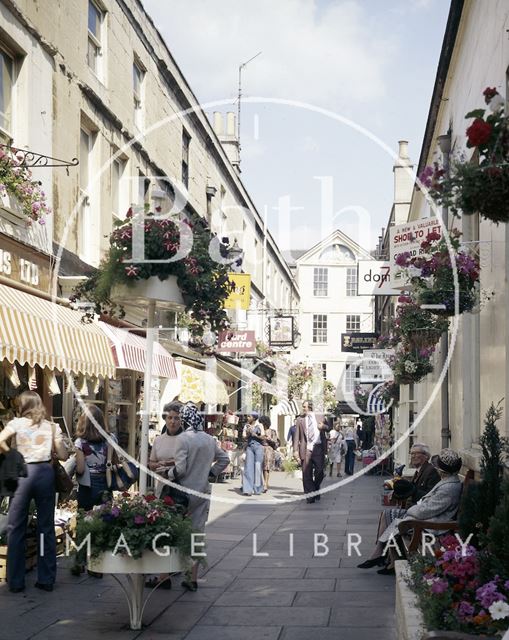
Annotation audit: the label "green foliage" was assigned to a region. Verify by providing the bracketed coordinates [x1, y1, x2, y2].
[459, 401, 504, 546]
[282, 458, 299, 474]
[73, 209, 231, 336]
[74, 493, 194, 563]
[482, 479, 509, 578]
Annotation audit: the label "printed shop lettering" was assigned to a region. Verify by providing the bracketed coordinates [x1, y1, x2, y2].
[0, 249, 39, 285]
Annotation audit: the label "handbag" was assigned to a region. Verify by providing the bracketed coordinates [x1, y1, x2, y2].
[105, 444, 138, 491]
[51, 423, 73, 495]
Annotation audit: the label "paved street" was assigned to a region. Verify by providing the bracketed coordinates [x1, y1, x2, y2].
[0, 471, 395, 640]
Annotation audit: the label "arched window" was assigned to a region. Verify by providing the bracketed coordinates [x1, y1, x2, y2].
[319, 244, 355, 262]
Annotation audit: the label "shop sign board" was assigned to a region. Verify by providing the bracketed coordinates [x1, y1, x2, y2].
[359, 349, 395, 382]
[0, 234, 50, 291]
[269, 316, 294, 346]
[224, 273, 251, 310]
[389, 219, 442, 286]
[341, 333, 378, 353]
[357, 261, 400, 296]
[218, 330, 256, 353]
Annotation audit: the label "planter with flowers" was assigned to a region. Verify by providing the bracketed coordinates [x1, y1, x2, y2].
[420, 87, 509, 224]
[395, 299, 450, 348]
[396, 230, 480, 317]
[0, 145, 50, 225]
[392, 346, 435, 386]
[73, 208, 231, 337]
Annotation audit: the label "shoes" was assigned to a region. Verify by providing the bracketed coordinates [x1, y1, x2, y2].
[306, 497, 316, 503]
[262, 489, 268, 493]
[315, 494, 321, 502]
[357, 556, 385, 569]
[181, 580, 198, 592]
[377, 567, 395, 576]
[242, 493, 252, 496]
[9, 586, 25, 593]
[336, 473, 342, 477]
[35, 582, 53, 592]
[70, 564, 84, 577]
[145, 577, 172, 589]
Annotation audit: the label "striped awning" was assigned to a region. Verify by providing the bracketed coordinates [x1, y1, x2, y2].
[0, 283, 116, 378]
[273, 398, 300, 416]
[179, 365, 228, 405]
[98, 322, 177, 379]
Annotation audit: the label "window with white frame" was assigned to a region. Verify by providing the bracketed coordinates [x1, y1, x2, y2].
[133, 59, 144, 128]
[79, 126, 98, 264]
[346, 314, 361, 332]
[344, 363, 358, 393]
[111, 155, 126, 219]
[321, 363, 327, 379]
[346, 267, 357, 297]
[87, 0, 104, 77]
[312, 314, 327, 343]
[313, 267, 328, 296]
[0, 47, 14, 135]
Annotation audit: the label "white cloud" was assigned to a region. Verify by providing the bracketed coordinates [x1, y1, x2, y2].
[142, 0, 395, 109]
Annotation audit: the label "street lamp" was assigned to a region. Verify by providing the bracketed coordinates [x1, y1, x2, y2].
[228, 238, 244, 272]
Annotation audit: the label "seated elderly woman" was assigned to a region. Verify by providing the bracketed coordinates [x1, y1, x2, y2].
[358, 448, 462, 575]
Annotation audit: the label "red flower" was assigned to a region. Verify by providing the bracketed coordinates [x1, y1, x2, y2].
[466, 118, 492, 147]
[145, 494, 156, 502]
[163, 495, 175, 506]
[483, 87, 498, 103]
[126, 207, 134, 218]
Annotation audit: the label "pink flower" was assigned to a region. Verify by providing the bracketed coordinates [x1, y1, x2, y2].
[431, 579, 448, 594]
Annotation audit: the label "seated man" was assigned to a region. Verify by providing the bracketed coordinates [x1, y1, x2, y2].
[358, 447, 459, 575]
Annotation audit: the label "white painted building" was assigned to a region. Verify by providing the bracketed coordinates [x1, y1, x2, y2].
[288, 229, 374, 393]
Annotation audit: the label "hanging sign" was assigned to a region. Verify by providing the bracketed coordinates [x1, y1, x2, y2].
[389, 219, 442, 285]
[224, 273, 251, 310]
[269, 316, 294, 346]
[359, 349, 395, 382]
[341, 333, 378, 353]
[218, 330, 256, 353]
[357, 261, 400, 296]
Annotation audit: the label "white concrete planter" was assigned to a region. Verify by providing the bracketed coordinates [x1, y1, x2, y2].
[395, 560, 426, 640]
[111, 275, 185, 310]
[87, 547, 185, 574]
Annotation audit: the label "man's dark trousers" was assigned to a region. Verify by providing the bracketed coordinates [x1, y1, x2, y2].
[301, 444, 325, 495]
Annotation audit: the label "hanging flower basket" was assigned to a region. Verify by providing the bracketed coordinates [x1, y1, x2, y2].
[404, 326, 445, 351]
[417, 287, 478, 316]
[393, 349, 434, 385]
[420, 87, 509, 224]
[72, 208, 231, 336]
[396, 302, 449, 347]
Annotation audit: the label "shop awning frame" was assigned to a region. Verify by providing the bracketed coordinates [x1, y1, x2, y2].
[0, 283, 115, 378]
[98, 322, 177, 379]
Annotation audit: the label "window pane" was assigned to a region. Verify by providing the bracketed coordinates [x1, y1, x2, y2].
[87, 39, 98, 73]
[313, 267, 328, 296]
[312, 314, 327, 343]
[346, 267, 357, 296]
[112, 159, 120, 214]
[88, 1, 101, 37]
[133, 63, 142, 97]
[80, 129, 90, 186]
[0, 50, 13, 132]
[346, 315, 360, 332]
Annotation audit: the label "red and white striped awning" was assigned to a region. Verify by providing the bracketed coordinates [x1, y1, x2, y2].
[98, 322, 177, 379]
[0, 283, 116, 378]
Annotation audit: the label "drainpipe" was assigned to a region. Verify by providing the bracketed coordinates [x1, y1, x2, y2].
[437, 132, 451, 449]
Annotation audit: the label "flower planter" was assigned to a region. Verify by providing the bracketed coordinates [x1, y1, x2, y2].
[87, 547, 185, 574]
[395, 560, 426, 640]
[111, 275, 185, 310]
[418, 288, 477, 316]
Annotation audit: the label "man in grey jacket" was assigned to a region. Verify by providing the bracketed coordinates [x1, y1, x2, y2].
[167, 403, 229, 591]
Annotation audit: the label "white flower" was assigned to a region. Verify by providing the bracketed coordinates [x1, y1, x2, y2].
[488, 94, 505, 112]
[407, 265, 422, 279]
[404, 361, 418, 374]
[84, 515, 94, 523]
[489, 600, 509, 620]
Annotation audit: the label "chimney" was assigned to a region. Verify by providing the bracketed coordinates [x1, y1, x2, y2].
[217, 111, 240, 173]
[393, 140, 413, 224]
[212, 112, 223, 136]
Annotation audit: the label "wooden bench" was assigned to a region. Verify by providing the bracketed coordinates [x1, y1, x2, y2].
[398, 469, 474, 554]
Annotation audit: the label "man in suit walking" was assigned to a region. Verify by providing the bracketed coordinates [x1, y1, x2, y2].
[293, 400, 328, 503]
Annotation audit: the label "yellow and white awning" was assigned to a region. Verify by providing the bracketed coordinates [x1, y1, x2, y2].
[0, 283, 116, 378]
[179, 364, 228, 405]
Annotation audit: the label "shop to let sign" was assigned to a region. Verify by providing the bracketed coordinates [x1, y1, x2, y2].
[218, 330, 256, 353]
[389, 219, 442, 285]
[224, 273, 251, 310]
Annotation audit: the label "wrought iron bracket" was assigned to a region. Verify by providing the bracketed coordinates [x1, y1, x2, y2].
[0, 144, 79, 170]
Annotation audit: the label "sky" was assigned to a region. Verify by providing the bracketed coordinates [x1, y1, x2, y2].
[142, 0, 451, 256]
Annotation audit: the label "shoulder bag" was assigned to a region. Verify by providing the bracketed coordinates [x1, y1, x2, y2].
[51, 423, 74, 495]
[105, 444, 138, 491]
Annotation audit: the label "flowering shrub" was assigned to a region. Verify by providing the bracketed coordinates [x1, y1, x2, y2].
[0, 146, 51, 224]
[392, 346, 435, 385]
[288, 362, 315, 400]
[73, 208, 231, 335]
[420, 87, 509, 223]
[409, 534, 509, 635]
[74, 492, 194, 561]
[396, 230, 479, 316]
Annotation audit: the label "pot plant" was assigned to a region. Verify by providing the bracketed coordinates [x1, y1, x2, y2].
[73, 208, 232, 337]
[396, 230, 480, 317]
[73, 492, 193, 568]
[0, 146, 51, 224]
[282, 457, 301, 478]
[420, 87, 509, 224]
[395, 298, 450, 348]
[392, 346, 435, 385]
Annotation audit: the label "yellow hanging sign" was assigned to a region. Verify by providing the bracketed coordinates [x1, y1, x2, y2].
[224, 273, 251, 310]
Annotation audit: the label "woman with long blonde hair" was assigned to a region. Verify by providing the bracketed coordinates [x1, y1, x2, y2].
[0, 390, 68, 593]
